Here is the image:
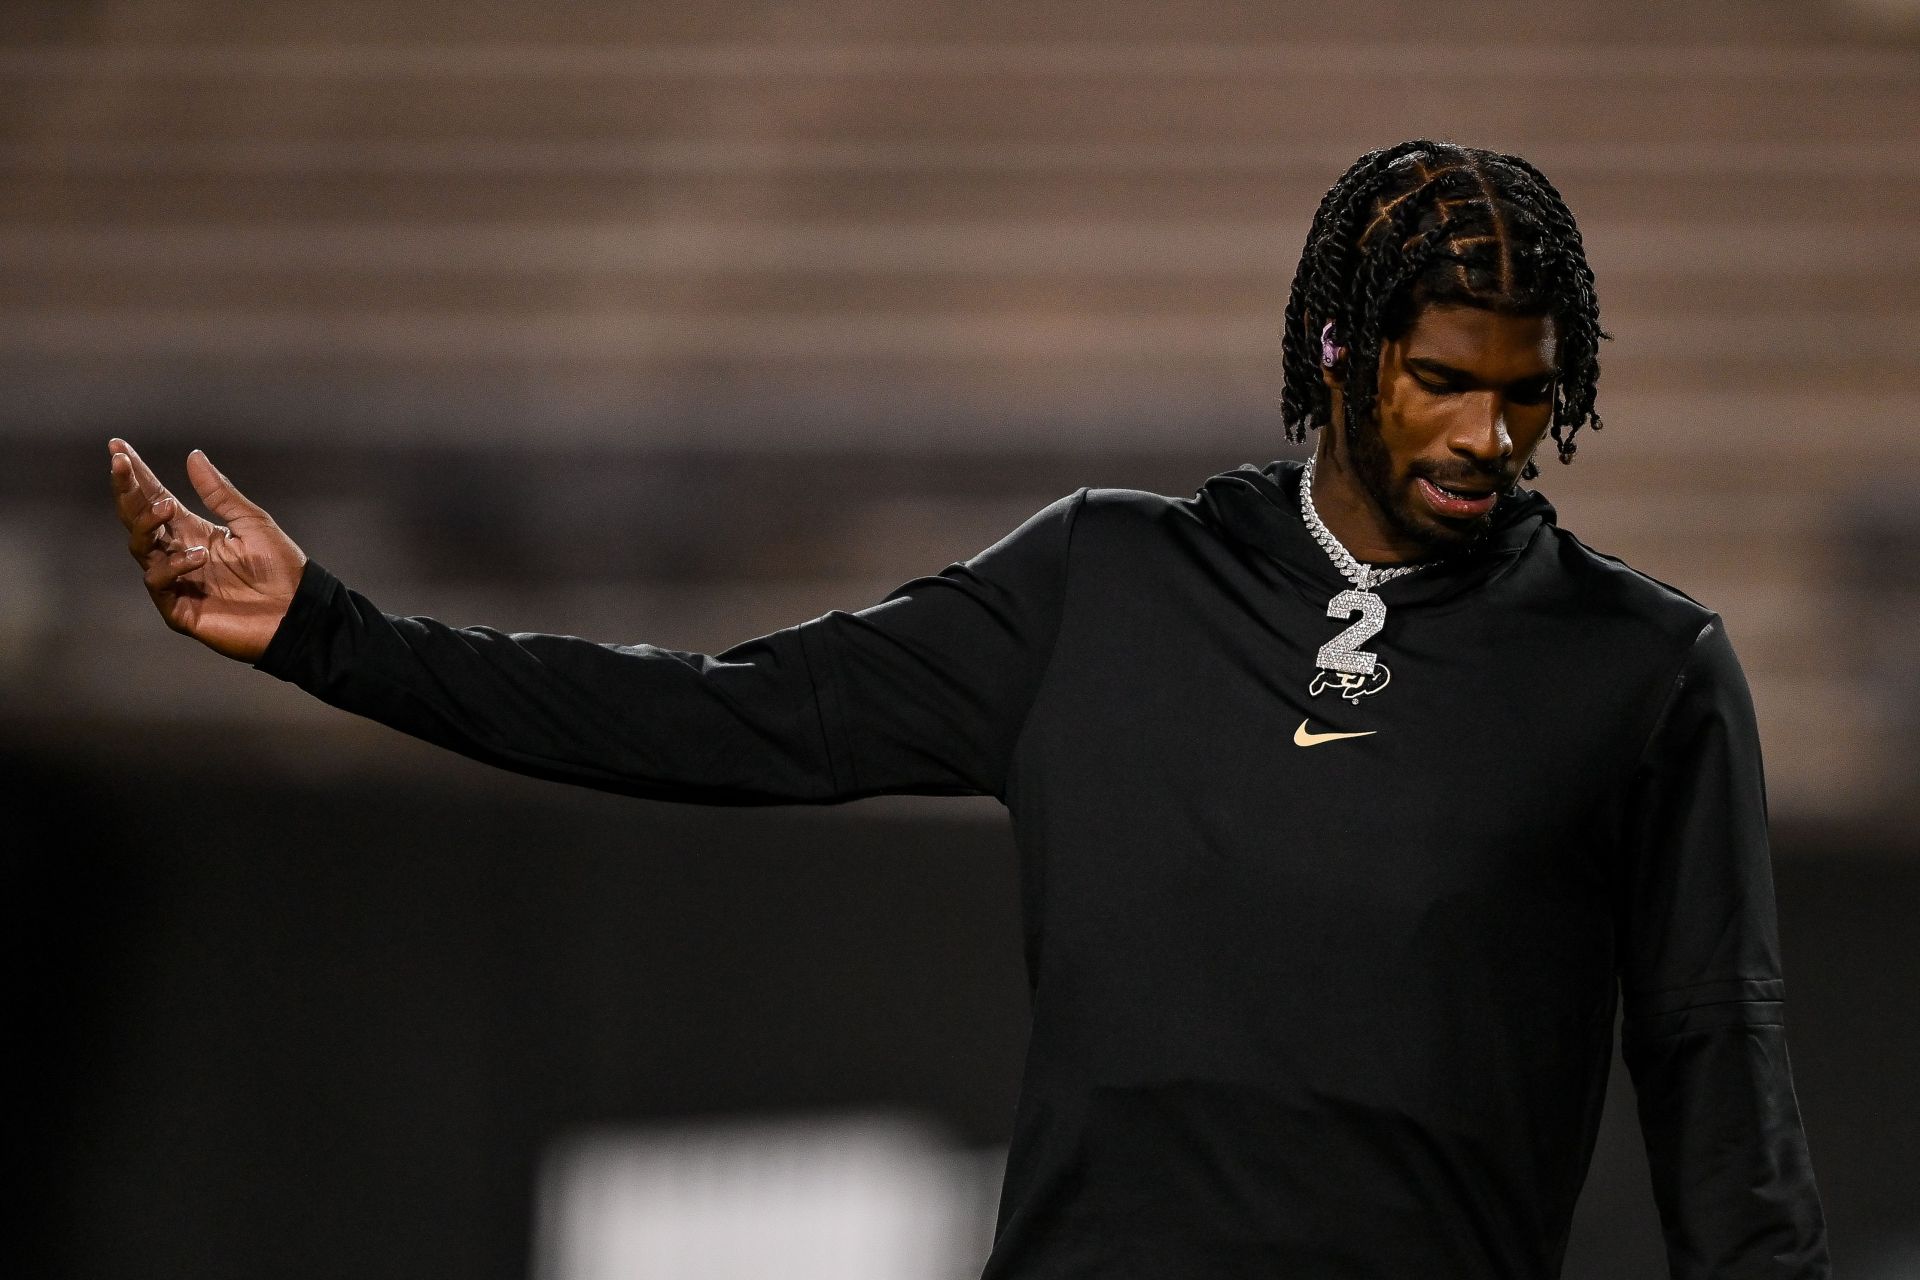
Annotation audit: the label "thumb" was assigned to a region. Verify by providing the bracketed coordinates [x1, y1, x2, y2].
[185, 449, 265, 523]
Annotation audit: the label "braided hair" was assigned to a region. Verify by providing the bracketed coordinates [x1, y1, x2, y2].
[1280, 140, 1609, 481]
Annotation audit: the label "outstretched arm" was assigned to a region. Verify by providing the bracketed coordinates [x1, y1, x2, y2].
[109, 441, 1083, 805]
[1612, 619, 1829, 1279]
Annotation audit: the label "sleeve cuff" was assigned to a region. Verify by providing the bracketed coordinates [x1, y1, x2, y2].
[252, 558, 338, 680]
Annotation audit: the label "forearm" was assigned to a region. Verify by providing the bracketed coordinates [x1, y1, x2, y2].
[1614, 621, 1829, 1277]
[1624, 999, 1829, 1278]
[254, 559, 847, 804]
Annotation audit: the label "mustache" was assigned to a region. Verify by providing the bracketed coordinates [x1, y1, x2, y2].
[1413, 462, 1519, 492]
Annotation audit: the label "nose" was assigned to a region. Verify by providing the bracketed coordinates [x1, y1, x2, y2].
[1449, 391, 1513, 466]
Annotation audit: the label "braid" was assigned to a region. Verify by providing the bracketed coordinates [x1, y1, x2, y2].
[1483, 153, 1611, 469]
[1280, 139, 1446, 443]
[1279, 141, 1610, 482]
[1341, 195, 1455, 451]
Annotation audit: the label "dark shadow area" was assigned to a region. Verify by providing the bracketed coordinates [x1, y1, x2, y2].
[12, 738, 1912, 1279]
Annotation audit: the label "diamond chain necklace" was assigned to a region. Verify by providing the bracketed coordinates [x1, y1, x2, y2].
[1298, 456, 1426, 592]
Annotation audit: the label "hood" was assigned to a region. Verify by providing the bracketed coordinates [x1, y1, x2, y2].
[1192, 458, 1556, 608]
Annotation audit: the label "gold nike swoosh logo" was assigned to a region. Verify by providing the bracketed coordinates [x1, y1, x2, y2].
[1294, 719, 1378, 747]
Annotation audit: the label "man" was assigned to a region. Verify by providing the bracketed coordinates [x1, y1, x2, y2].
[109, 140, 1828, 1278]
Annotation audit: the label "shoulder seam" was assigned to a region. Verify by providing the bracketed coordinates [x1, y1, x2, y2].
[1553, 526, 1714, 614]
[1625, 617, 1722, 784]
[998, 486, 1091, 800]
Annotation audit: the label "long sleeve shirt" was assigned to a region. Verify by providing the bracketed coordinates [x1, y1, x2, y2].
[255, 458, 1829, 1278]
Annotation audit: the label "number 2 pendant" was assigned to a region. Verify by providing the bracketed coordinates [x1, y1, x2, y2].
[1308, 590, 1399, 704]
[1316, 589, 1386, 675]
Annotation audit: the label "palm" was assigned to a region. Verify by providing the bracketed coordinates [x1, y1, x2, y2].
[153, 510, 302, 659]
[109, 441, 308, 663]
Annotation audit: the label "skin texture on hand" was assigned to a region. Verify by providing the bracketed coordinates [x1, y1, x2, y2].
[108, 439, 308, 663]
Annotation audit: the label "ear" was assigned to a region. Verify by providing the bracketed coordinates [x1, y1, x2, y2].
[1317, 319, 1346, 388]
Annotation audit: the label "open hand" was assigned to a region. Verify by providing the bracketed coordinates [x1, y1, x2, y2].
[109, 439, 308, 663]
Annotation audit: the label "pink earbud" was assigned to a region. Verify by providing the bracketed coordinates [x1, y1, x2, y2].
[1320, 321, 1345, 369]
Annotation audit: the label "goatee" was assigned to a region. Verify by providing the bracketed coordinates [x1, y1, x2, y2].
[1344, 422, 1504, 558]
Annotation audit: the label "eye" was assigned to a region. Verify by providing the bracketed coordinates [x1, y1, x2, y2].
[1509, 379, 1556, 405]
[1413, 372, 1457, 395]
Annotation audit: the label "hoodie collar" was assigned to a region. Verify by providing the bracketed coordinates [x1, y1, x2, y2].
[1194, 458, 1555, 608]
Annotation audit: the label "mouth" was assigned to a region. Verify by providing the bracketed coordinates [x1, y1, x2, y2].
[1414, 475, 1502, 520]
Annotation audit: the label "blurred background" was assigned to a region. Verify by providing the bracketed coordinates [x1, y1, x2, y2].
[7, 1, 1919, 1277]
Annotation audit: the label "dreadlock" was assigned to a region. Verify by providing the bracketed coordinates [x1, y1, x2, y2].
[1280, 140, 1609, 481]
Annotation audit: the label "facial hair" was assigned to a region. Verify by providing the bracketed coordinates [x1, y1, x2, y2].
[1343, 420, 1501, 558]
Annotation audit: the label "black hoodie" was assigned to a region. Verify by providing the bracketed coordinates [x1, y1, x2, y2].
[257, 459, 1829, 1279]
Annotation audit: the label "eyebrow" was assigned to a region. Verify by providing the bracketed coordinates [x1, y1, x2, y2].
[1406, 357, 1558, 385]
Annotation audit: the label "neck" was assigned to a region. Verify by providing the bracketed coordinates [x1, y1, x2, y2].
[1308, 437, 1428, 565]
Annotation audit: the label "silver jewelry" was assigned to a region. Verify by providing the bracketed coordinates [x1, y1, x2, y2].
[1300, 456, 1423, 683]
[1298, 456, 1424, 592]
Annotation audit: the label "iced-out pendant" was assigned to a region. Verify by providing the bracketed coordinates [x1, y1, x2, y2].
[1309, 590, 1393, 703]
[1316, 589, 1386, 674]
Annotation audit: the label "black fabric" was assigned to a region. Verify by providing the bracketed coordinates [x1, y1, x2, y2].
[256, 460, 1828, 1278]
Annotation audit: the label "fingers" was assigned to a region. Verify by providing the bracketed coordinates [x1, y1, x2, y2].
[143, 543, 209, 593]
[126, 492, 178, 560]
[109, 438, 170, 504]
[108, 442, 139, 506]
[110, 439, 223, 553]
[108, 439, 178, 526]
[185, 449, 265, 523]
